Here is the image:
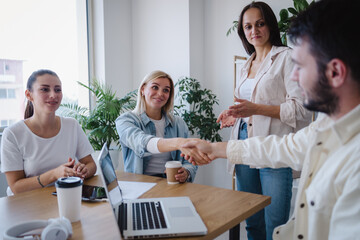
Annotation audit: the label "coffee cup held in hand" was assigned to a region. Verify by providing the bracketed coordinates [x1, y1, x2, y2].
[165, 161, 182, 184]
[55, 177, 83, 222]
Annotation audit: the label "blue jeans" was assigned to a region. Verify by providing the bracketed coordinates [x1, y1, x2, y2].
[235, 121, 292, 240]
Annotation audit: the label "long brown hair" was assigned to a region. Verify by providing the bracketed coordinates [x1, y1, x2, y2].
[237, 1, 284, 55]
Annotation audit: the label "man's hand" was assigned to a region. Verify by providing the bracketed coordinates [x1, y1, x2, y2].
[180, 139, 212, 165]
[181, 140, 228, 166]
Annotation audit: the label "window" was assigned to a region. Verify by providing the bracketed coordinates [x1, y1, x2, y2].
[0, 0, 89, 126]
[7, 89, 15, 98]
[1, 119, 16, 128]
[0, 88, 16, 99]
[0, 89, 5, 99]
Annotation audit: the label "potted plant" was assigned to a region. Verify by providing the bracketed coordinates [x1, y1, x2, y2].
[59, 79, 137, 151]
[174, 77, 222, 142]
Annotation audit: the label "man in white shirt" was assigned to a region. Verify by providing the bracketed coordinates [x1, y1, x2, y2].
[182, 0, 360, 239]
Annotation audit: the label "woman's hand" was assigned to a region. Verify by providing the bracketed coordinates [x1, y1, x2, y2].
[73, 161, 88, 179]
[217, 110, 236, 129]
[181, 140, 228, 165]
[180, 138, 212, 164]
[55, 158, 76, 178]
[228, 98, 259, 118]
[174, 167, 189, 183]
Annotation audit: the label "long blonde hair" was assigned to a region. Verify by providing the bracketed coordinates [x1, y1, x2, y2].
[133, 70, 175, 120]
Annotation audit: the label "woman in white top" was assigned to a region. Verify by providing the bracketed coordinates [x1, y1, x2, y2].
[1, 69, 96, 195]
[217, 2, 312, 240]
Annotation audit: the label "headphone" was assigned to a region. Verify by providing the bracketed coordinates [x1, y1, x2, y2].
[3, 217, 72, 240]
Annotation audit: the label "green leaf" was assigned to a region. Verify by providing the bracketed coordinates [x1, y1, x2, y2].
[294, 0, 301, 12]
[287, 7, 298, 15]
[281, 33, 287, 46]
[174, 77, 222, 142]
[279, 9, 289, 21]
[298, 0, 309, 11]
[58, 78, 137, 150]
[226, 21, 238, 36]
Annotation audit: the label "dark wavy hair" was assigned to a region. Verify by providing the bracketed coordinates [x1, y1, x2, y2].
[288, 0, 360, 88]
[24, 69, 59, 119]
[237, 1, 284, 55]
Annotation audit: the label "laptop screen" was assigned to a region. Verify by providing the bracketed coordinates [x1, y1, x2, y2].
[98, 146, 123, 206]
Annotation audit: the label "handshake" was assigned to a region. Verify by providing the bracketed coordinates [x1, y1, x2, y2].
[179, 139, 228, 165]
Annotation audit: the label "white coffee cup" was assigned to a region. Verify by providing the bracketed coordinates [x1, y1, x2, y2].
[165, 161, 182, 184]
[55, 177, 83, 222]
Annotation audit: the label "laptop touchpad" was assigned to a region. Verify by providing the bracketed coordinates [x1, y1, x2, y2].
[169, 207, 194, 218]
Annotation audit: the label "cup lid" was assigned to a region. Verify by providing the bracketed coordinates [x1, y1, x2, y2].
[55, 177, 83, 188]
[165, 161, 182, 168]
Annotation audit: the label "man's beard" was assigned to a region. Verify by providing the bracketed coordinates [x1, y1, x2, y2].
[303, 71, 339, 115]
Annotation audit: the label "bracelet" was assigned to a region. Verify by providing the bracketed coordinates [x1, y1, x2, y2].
[37, 175, 45, 188]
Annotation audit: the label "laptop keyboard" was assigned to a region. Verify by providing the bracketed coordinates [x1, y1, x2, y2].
[129, 201, 167, 230]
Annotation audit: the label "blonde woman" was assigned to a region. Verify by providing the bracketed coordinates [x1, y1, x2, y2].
[115, 70, 199, 182]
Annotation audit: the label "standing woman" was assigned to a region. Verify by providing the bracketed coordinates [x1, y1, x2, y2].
[217, 2, 312, 239]
[1, 69, 96, 195]
[116, 70, 198, 182]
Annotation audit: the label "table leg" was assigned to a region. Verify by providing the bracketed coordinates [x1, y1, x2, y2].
[229, 224, 240, 240]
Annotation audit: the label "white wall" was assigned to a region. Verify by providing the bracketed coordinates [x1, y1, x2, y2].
[92, 0, 293, 189]
[132, 0, 191, 87]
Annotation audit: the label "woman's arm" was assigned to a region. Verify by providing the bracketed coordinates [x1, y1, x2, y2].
[278, 50, 312, 127]
[228, 98, 281, 119]
[158, 138, 211, 162]
[5, 158, 77, 194]
[116, 112, 154, 158]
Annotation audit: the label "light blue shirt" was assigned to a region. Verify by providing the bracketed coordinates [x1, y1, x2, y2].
[115, 111, 197, 181]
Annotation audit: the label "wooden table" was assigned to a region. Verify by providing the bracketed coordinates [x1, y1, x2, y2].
[0, 172, 270, 239]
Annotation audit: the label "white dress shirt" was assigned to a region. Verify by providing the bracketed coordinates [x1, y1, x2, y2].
[227, 104, 360, 240]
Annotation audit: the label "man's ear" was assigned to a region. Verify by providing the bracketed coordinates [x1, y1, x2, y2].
[325, 58, 347, 88]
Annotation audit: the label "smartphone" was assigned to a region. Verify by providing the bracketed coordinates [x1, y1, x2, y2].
[52, 185, 107, 202]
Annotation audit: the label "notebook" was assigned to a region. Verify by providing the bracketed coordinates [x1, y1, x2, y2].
[96, 143, 207, 239]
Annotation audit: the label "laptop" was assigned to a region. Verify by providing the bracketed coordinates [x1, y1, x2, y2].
[96, 143, 207, 239]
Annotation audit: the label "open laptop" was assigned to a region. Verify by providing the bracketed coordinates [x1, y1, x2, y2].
[96, 143, 207, 239]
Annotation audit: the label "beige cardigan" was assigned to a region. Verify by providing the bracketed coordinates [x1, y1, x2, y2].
[228, 46, 312, 171]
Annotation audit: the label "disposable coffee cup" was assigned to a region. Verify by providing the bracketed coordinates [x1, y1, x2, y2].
[165, 161, 182, 184]
[55, 177, 83, 222]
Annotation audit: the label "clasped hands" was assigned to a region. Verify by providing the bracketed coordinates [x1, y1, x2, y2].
[180, 139, 228, 166]
[56, 158, 88, 179]
[180, 99, 252, 165]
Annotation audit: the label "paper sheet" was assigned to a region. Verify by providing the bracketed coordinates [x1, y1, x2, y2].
[118, 181, 156, 200]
